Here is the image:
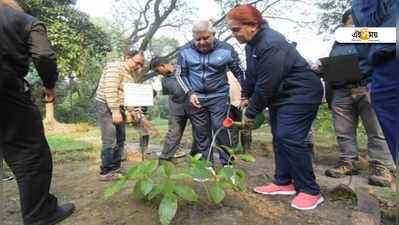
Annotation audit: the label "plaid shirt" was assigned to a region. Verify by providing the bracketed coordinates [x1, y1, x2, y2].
[95, 61, 138, 113]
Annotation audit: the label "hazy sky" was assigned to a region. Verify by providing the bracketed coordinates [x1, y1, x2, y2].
[76, 0, 331, 61]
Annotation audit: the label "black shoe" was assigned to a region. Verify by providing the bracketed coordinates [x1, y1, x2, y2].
[34, 203, 75, 225]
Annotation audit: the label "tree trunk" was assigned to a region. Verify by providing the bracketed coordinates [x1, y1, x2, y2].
[43, 102, 56, 123]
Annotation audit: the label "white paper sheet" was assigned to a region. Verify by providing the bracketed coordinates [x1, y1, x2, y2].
[124, 83, 153, 106]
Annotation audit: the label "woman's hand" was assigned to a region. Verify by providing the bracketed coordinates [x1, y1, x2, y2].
[239, 98, 249, 110]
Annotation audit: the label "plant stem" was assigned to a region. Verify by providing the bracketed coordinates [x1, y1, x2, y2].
[201, 182, 212, 204]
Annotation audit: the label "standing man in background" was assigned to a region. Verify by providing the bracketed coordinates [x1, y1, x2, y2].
[322, 10, 394, 187]
[150, 57, 192, 163]
[95, 49, 144, 181]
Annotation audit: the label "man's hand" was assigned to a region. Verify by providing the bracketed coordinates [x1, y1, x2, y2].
[151, 128, 161, 138]
[112, 111, 123, 124]
[239, 98, 249, 110]
[129, 110, 138, 121]
[243, 116, 255, 128]
[190, 94, 201, 108]
[41, 88, 56, 103]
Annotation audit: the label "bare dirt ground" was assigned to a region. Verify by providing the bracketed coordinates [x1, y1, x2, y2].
[2, 140, 396, 225]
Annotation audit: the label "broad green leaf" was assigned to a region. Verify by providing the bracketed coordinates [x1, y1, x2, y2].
[133, 180, 142, 198]
[220, 145, 237, 153]
[163, 161, 176, 177]
[144, 160, 159, 175]
[127, 164, 144, 179]
[116, 173, 125, 179]
[189, 167, 214, 179]
[235, 170, 246, 183]
[236, 154, 256, 162]
[148, 184, 163, 200]
[215, 145, 234, 155]
[174, 184, 198, 201]
[141, 177, 154, 195]
[159, 194, 178, 225]
[170, 173, 192, 179]
[157, 165, 166, 177]
[179, 162, 190, 168]
[217, 167, 234, 180]
[127, 164, 139, 179]
[192, 153, 202, 161]
[191, 160, 212, 169]
[104, 177, 126, 199]
[210, 182, 225, 203]
[220, 180, 234, 189]
[162, 179, 175, 195]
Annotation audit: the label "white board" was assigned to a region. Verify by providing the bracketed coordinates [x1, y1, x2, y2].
[124, 83, 153, 106]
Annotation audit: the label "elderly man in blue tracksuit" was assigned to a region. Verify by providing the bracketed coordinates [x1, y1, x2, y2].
[351, 0, 397, 163]
[176, 20, 243, 167]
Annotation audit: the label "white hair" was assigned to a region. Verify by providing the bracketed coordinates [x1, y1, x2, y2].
[192, 20, 216, 34]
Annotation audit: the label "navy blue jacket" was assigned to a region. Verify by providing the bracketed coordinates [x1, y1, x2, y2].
[243, 24, 323, 118]
[352, 0, 396, 65]
[176, 39, 243, 99]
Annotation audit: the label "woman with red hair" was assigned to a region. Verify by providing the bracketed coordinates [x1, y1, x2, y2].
[227, 5, 324, 210]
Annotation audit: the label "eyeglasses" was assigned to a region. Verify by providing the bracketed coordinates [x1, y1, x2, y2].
[133, 59, 143, 67]
[194, 35, 211, 42]
[230, 27, 242, 33]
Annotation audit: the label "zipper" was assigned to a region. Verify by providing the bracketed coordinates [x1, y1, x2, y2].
[201, 54, 206, 93]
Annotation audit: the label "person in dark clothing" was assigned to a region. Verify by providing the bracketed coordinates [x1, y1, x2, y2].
[0, 1, 75, 224]
[226, 71, 252, 153]
[150, 57, 193, 162]
[227, 5, 324, 210]
[322, 10, 394, 187]
[351, 0, 397, 164]
[176, 20, 244, 169]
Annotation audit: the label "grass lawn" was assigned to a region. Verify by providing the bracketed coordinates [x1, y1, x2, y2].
[44, 117, 369, 164]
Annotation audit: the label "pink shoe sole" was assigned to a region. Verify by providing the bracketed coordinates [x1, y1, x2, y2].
[291, 196, 324, 210]
[253, 187, 296, 195]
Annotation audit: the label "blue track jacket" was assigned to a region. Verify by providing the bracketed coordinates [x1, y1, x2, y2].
[176, 39, 243, 99]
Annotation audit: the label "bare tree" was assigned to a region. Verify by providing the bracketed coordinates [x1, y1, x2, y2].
[111, 0, 319, 82]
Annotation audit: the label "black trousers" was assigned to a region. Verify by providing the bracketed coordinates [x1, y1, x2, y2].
[229, 105, 252, 152]
[0, 75, 58, 225]
[160, 113, 189, 159]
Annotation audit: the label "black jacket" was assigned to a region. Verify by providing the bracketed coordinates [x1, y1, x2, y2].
[0, 5, 58, 93]
[161, 70, 187, 115]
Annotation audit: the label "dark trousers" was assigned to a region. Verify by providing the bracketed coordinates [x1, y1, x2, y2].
[160, 113, 189, 159]
[269, 107, 320, 195]
[1, 76, 58, 225]
[189, 95, 232, 165]
[371, 57, 398, 163]
[95, 100, 125, 174]
[229, 105, 252, 152]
